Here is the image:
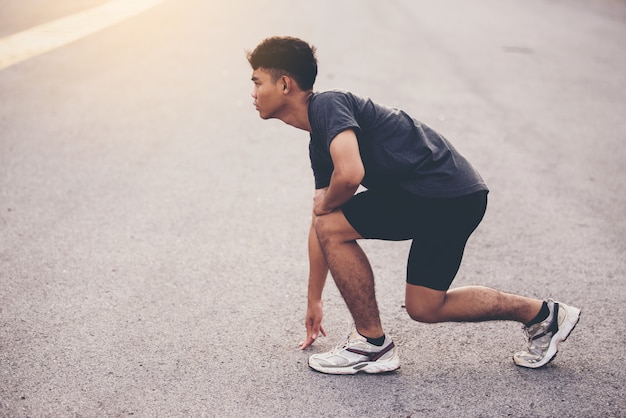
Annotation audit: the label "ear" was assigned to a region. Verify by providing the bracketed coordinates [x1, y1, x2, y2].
[280, 75, 291, 94]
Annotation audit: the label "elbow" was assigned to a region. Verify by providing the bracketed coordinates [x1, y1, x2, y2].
[337, 165, 365, 191]
[337, 171, 363, 192]
[351, 166, 365, 189]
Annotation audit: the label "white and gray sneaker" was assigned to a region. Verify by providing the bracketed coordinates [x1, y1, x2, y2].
[308, 326, 400, 375]
[514, 299, 581, 368]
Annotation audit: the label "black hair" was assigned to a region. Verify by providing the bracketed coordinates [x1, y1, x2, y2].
[247, 36, 317, 90]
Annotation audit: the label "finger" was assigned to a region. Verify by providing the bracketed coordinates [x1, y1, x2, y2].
[299, 337, 313, 350]
[299, 331, 319, 350]
[319, 325, 327, 337]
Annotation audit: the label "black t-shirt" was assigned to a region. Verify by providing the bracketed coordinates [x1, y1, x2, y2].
[308, 91, 488, 198]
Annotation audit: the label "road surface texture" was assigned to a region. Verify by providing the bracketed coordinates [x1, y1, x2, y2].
[1, 0, 625, 416]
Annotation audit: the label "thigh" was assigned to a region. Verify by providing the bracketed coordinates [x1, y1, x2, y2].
[406, 191, 488, 290]
[406, 233, 470, 290]
[341, 188, 428, 241]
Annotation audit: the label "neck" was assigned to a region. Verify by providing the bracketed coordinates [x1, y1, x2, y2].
[280, 90, 313, 132]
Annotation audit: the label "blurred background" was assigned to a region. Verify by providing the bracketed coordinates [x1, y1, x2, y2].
[1, 0, 625, 416]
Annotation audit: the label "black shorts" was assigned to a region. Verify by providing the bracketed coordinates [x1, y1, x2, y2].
[341, 188, 488, 291]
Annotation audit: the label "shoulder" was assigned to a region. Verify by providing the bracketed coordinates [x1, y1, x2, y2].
[309, 91, 364, 143]
[309, 91, 367, 121]
[309, 91, 350, 124]
[310, 90, 362, 106]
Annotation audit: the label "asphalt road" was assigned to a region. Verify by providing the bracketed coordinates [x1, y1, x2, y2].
[1, 0, 625, 416]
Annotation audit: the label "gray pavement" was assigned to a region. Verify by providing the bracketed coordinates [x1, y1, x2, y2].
[1, 0, 625, 416]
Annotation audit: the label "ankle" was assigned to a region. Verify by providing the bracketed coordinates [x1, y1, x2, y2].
[356, 327, 385, 345]
[525, 301, 550, 327]
[365, 334, 386, 346]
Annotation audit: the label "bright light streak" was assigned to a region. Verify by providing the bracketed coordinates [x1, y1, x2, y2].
[0, 0, 166, 71]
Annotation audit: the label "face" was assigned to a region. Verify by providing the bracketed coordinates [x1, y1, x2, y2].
[251, 68, 285, 120]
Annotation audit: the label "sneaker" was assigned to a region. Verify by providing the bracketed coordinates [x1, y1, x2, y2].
[308, 326, 400, 375]
[513, 299, 581, 368]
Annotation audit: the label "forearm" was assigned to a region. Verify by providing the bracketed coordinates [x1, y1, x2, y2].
[307, 218, 328, 302]
[315, 129, 364, 215]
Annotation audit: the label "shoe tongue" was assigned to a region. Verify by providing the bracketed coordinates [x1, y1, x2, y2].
[349, 328, 367, 343]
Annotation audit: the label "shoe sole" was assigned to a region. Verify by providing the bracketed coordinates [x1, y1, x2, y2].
[308, 354, 400, 375]
[514, 305, 581, 369]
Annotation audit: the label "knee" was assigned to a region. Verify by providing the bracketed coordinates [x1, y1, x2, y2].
[405, 302, 441, 324]
[405, 285, 448, 323]
[313, 214, 341, 246]
[314, 210, 361, 248]
[313, 215, 331, 244]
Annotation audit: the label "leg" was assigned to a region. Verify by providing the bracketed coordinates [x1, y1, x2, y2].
[405, 284, 543, 324]
[314, 209, 383, 339]
[405, 284, 581, 369]
[401, 191, 542, 324]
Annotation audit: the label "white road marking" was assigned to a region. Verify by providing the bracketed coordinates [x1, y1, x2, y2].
[0, 0, 166, 71]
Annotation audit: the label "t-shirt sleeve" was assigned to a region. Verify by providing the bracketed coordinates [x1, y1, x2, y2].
[311, 92, 361, 149]
[309, 141, 332, 189]
[309, 92, 363, 190]
[309, 92, 360, 189]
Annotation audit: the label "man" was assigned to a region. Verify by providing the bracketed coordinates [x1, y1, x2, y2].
[247, 36, 581, 375]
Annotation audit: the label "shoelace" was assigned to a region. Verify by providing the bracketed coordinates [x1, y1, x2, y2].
[330, 328, 357, 354]
[522, 324, 552, 356]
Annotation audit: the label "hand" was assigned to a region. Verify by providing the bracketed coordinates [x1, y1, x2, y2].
[313, 189, 333, 216]
[299, 300, 327, 350]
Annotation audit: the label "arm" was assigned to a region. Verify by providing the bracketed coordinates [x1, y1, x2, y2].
[299, 189, 329, 349]
[313, 129, 365, 216]
[300, 130, 364, 348]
